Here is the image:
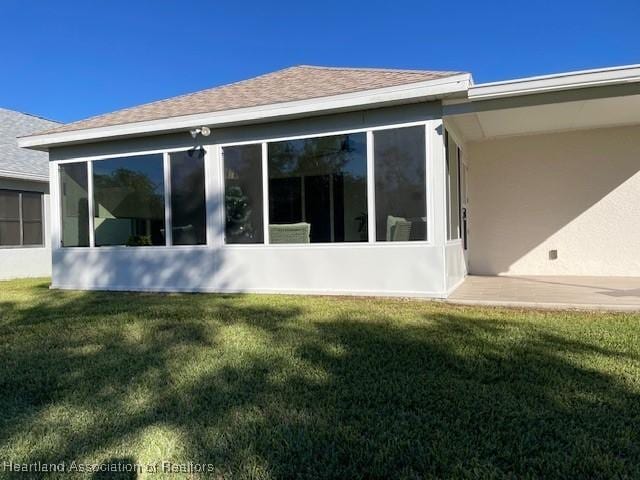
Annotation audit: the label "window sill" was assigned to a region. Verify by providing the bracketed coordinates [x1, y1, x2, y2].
[57, 242, 437, 251]
[59, 244, 210, 250]
[0, 244, 46, 250]
[222, 241, 434, 248]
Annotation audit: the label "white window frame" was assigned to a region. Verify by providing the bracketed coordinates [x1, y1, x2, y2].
[53, 120, 435, 250]
[370, 122, 432, 246]
[165, 146, 213, 248]
[261, 142, 269, 245]
[57, 161, 91, 248]
[163, 152, 173, 247]
[444, 128, 464, 245]
[87, 160, 95, 247]
[218, 142, 268, 246]
[0, 188, 45, 249]
[218, 120, 433, 249]
[57, 146, 209, 250]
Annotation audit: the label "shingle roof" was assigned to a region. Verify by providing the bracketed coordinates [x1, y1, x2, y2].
[0, 108, 59, 179]
[40, 66, 463, 135]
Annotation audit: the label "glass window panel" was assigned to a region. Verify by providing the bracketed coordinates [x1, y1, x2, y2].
[21, 193, 43, 246]
[93, 154, 165, 246]
[446, 131, 461, 240]
[267, 133, 367, 244]
[21, 193, 42, 221]
[0, 191, 21, 246]
[0, 221, 20, 246]
[60, 162, 89, 247]
[374, 126, 427, 241]
[170, 149, 207, 245]
[22, 221, 43, 245]
[223, 144, 264, 244]
[0, 190, 19, 220]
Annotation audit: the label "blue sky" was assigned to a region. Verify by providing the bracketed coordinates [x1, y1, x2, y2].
[1, 0, 638, 123]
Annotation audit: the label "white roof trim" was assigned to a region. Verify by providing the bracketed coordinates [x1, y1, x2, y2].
[20, 74, 471, 150]
[469, 64, 640, 100]
[0, 169, 48, 182]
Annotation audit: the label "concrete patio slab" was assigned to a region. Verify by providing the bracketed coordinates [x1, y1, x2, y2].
[448, 276, 640, 311]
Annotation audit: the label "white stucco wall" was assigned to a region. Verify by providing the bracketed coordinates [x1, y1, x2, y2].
[445, 241, 466, 292]
[52, 244, 447, 297]
[467, 124, 640, 276]
[0, 177, 51, 280]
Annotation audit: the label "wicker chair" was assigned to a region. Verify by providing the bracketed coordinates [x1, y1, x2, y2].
[269, 222, 311, 244]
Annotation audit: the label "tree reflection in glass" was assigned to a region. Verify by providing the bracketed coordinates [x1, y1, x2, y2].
[92, 154, 165, 246]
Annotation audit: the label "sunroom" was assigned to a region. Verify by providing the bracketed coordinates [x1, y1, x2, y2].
[20, 66, 471, 297]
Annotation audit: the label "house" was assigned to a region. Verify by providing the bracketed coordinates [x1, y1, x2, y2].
[0, 108, 59, 280]
[17, 64, 640, 297]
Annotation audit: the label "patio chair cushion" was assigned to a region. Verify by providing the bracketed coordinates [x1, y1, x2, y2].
[269, 222, 311, 244]
[386, 215, 412, 241]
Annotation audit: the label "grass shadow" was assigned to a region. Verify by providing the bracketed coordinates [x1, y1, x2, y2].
[1, 280, 639, 478]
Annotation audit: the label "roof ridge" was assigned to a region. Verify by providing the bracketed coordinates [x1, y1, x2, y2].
[0, 107, 60, 124]
[296, 65, 463, 75]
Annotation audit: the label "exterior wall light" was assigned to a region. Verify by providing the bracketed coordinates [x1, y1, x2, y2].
[190, 126, 211, 138]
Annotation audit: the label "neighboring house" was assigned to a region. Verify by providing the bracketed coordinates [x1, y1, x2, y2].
[0, 108, 59, 280]
[18, 64, 640, 297]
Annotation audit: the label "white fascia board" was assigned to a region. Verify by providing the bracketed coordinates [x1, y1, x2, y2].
[19, 74, 471, 150]
[0, 169, 49, 182]
[469, 64, 640, 100]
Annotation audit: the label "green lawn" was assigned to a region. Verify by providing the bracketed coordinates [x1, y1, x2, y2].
[1, 278, 639, 479]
